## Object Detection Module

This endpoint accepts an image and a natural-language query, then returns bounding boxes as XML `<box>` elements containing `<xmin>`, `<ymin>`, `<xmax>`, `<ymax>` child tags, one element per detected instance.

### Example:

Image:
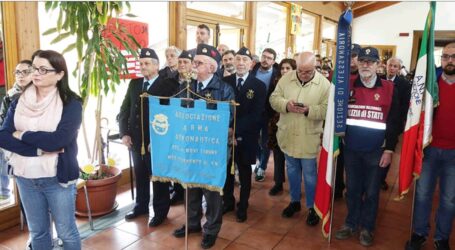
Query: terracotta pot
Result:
<box><xmin>75</xmin><ymin>165</ymin><xmax>122</xmax><ymax>217</ymax></box>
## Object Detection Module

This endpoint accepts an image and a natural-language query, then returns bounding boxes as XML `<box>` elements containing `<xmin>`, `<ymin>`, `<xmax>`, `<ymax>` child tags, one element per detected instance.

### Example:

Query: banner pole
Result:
<box><xmin>328</xmin><ymin>156</ymin><xmax>338</xmax><ymax>244</ymax></box>
<box><xmin>409</xmin><ymin>179</ymin><xmax>417</xmax><ymax>240</ymax></box>
<box><xmin>185</xmin><ymin>188</ymin><xmax>188</xmax><ymax>250</ymax></box>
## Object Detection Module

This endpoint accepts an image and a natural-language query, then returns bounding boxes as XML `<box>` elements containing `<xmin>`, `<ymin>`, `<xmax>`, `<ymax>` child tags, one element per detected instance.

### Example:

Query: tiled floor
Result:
<box><xmin>1</xmin><ymin>149</ymin><xmax>454</xmax><ymax>249</ymax></box>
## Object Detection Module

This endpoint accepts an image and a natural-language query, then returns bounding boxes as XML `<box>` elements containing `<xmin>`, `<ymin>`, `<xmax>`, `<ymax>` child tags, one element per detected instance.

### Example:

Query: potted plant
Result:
<box><xmin>76</xmin><ymin>159</ymin><xmax>122</xmax><ymax>216</ymax></box>
<box><xmin>43</xmin><ymin>2</ymin><xmax>140</xmax><ymax>216</ymax></box>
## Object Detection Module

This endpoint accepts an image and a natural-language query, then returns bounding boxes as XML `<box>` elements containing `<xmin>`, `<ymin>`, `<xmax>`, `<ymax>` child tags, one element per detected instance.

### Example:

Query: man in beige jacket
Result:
<box><xmin>270</xmin><ymin>52</ymin><xmax>330</xmax><ymax>226</ymax></box>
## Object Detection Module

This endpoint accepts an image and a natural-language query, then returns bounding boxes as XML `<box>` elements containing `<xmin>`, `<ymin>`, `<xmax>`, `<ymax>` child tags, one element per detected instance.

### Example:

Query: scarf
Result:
<box><xmin>9</xmin><ymin>85</ymin><xmax>63</xmax><ymax>178</ymax></box>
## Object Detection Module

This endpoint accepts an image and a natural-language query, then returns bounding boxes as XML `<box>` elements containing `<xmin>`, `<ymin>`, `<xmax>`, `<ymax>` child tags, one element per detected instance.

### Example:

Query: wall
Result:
<box><xmin>352</xmin><ymin>2</ymin><xmax>455</xmax><ymax>69</ymax></box>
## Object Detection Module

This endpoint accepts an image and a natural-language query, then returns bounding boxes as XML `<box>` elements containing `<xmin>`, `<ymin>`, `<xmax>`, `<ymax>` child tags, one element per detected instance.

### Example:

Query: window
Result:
<box><xmin>295</xmin><ymin>11</ymin><xmax>317</xmax><ymax>53</ymax></box>
<box><xmin>186</xmin><ymin>2</ymin><xmax>246</xmax><ymax>19</ymax></box>
<box><xmin>255</xmin><ymin>2</ymin><xmax>287</xmax><ymax>61</ymax></box>
<box><xmin>38</xmin><ymin>2</ymin><xmax>169</xmax><ymax>170</ymax></box>
<box><xmin>322</xmin><ymin>18</ymin><xmax>337</xmax><ymax>40</ymax></box>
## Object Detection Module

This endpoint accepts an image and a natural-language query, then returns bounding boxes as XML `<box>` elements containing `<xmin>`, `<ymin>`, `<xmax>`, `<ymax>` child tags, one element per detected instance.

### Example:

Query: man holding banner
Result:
<box><xmin>405</xmin><ymin>42</ymin><xmax>455</xmax><ymax>250</ymax></box>
<box><xmin>334</xmin><ymin>47</ymin><xmax>401</xmax><ymax>246</ymax></box>
<box><xmin>172</xmin><ymin>44</ymin><xmax>235</xmax><ymax>249</ymax></box>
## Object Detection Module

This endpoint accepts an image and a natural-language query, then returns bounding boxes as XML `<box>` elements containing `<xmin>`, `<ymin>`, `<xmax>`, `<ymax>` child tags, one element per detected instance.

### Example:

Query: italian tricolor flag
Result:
<box><xmin>314</xmin><ymin>83</ymin><xmax>339</xmax><ymax>237</ymax></box>
<box><xmin>398</xmin><ymin>2</ymin><xmax>438</xmax><ymax>197</ymax></box>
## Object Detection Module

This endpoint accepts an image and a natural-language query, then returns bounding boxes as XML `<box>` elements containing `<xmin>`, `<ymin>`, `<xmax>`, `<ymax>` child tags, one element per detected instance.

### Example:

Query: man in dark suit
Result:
<box><xmin>379</xmin><ymin>56</ymin><xmax>411</xmax><ymax>190</ymax></box>
<box><xmin>118</xmin><ymin>48</ymin><xmax>176</xmax><ymax>227</ymax></box>
<box><xmin>222</xmin><ymin>47</ymin><xmax>266</xmax><ymax>222</ymax></box>
<box><xmin>172</xmin><ymin>44</ymin><xmax>235</xmax><ymax>249</ymax></box>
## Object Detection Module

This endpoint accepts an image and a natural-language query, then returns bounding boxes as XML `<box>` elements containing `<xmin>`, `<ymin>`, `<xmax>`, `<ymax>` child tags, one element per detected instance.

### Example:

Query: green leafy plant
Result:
<box><xmin>43</xmin><ymin>2</ymin><xmax>140</xmax><ymax>176</ymax></box>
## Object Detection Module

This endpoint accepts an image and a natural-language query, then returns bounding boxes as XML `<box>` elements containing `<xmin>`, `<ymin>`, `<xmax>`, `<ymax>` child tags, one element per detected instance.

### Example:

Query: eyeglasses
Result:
<box><xmin>358</xmin><ymin>59</ymin><xmax>377</xmax><ymax>66</ymax></box>
<box><xmin>261</xmin><ymin>55</ymin><xmax>274</xmax><ymax>61</ymax></box>
<box><xmin>192</xmin><ymin>60</ymin><xmax>206</xmax><ymax>67</ymax></box>
<box><xmin>14</xmin><ymin>69</ymin><xmax>32</xmax><ymax>76</ymax></box>
<box><xmin>297</xmin><ymin>69</ymin><xmax>314</xmax><ymax>76</ymax></box>
<box><xmin>441</xmin><ymin>54</ymin><xmax>455</xmax><ymax>61</ymax></box>
<box><xmin>31</xmin><ymin>66</ymin><xmax>57</xmax><ymax>75</ymax></box>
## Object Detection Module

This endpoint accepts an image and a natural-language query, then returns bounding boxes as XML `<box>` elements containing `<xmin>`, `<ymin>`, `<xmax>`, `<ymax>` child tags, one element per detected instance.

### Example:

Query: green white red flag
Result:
<box><xmin>398</xmin><ymin>2</ymin><xmax>438</xmax><ymax>197</ymax></box>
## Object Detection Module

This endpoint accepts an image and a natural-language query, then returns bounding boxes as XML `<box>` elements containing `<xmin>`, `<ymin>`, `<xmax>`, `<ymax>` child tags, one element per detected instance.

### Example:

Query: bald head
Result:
<box><xmin>296</xmin><ymin>52</ymin><xmax>316</xmax><ymax>82</ymax></box>
<box><xmin>297</xmin><ymin>52</ymin><xmax>316</xmax><ymax>68</ymax></box>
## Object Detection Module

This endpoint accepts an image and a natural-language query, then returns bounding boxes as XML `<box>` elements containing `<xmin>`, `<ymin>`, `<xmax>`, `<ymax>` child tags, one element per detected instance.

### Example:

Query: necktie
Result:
<box><xmin>198</xmin><ymin>82</ymin><xmax>204</xmax><ymax>92</ymax></box>
<box><xmin>237</xmin><ymin>78</ymin><xmax>244</xmax><ymax>91</ymax></box>
<box><xmin>142</xmin><ymin>81</ymin><xmax>150</xmax><ymax>92</ymax></box>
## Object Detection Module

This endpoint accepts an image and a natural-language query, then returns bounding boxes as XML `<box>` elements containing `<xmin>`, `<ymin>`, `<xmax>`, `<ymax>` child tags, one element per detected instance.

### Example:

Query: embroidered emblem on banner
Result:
<box><xmin>246</xmin><ymin>89</ymin><xmax>254</xmax><ymax>99</ymax></box>
<box><xmin>151</xmin><ymin>114</ymin><xmax>169</xmax><ymax>135</ymax></box>
<box><xmin>374</xmin><ymin>93</ymin><xmax>380</xmax><ymax>101</ymax></box>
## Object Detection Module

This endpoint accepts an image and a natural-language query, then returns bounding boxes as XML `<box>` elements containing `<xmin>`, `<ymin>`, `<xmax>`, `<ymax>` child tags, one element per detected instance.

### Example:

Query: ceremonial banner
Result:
<box><xmin>149</xmin><ymin>97</ymin><xmax>230</xmax><ymax>193</ymax></box>
<box><xmin>398</xmin><ymin>2</ymin><xmax>438</xmax><ymax>197</ymax></box>
<box><xmin>314</xmin><ymin>8</ymin><xmax>352</xmax><ymax>238</ymax></box>
<box><xmin>334</xmin><ymin>9</ymin><xmax>353</xmax><ymax>135</ymax></box>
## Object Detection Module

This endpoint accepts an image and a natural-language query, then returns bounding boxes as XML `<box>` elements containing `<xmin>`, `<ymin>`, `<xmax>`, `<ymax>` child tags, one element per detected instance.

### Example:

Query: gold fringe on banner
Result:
<box><xmin>151</xmin><ymin>176</ymin><xmax>224</xmax><ymax>195</ymax></box>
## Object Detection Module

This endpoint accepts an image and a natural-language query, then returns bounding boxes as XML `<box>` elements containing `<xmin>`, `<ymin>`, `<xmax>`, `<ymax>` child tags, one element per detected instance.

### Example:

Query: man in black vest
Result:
<box><xmin>222</xmin><ymin>47</ymin><xmax>266</xmax><ymax>222</ymax></box>
<box><xmin>119</xmin><ymin>48</ymin><xmax>176</xmax><ymax>227</ymax></box>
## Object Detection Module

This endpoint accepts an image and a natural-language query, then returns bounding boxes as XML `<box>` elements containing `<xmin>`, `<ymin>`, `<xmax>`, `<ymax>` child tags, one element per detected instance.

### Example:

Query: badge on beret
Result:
<box><xmin>374</xmin><ymin>93</ymin><xmax>380</xmax><ymax>101</ymax></box>
<box><xmin>202</xmin><ymin>48</ymin><xmax>208</xmax><ymax>53</ymax></box>
<box><xmin>246</xmin><ymin>89</ymin><xmax>254</xmax><ymax>99</ymax></box>
<box><xmin>366</xmin><ymin>49</ymin><xmax>371</xmax><ymax>55</ymax></box>
<box><xmin>246</xmin><ymin>50</ymin><xmax>250</xmax><ymax>55</ymax></box>
<box><xmin>146</xmin><ymin>51</ymin><xmax>151</xmax><ymax>56</ymax></box>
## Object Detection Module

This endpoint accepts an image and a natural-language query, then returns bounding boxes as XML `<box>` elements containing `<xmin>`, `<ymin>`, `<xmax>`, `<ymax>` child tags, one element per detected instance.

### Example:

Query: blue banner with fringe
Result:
<box><xmin>148</xmin><ymin>97</ymin><xmax>230</xmax><ymax>193</ymax></box>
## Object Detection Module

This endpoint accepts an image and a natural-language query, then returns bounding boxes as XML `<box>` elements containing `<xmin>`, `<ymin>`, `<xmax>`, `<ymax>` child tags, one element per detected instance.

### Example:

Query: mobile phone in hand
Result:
<box><xmin>295</xmin><ymin>102</ymin><xmax>304</xmax><ymax>107</ymax></box>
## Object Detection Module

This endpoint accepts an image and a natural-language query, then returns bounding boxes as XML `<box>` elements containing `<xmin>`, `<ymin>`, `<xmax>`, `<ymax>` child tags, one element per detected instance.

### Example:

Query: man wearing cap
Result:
<box><xmin>251</xmin><ymin>48</ymin><xmax>280</xmax><ymax>182</ymax></box>
<box><xmin>119</xmin><ymin>48</ymin><xmax>175</xmax><ymax>227</ymax></box>
<box><xmin>334</xmin><ymin>43</ymin><xmax>362</xmax><ymax>199</ymax></box>
<box><xmin>335</xmin><ymin>46</ymin><xmax>400</xmax><ymax>246</ymax></box>
<box><xmin>379</xmin><ymin>56</ymin><xmax>411</xmax><ymax>190</ymax></box>
<box><xmin>222</xmin><ymin>47</ymin><xmax>266</xmax><ymax>222</ymax></box>
<box><xmin>172</xmin><ymin>44</ymin><xmax>235</xmax><ymax>249</ymax></box>
<box><xmin>270</xmin><ymin>52</ymin><xmax>329</xmax><ymax>226</ymax></box>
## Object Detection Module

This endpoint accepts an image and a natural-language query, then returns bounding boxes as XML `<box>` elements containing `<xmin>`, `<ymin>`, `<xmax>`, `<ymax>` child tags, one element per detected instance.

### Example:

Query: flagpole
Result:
<box><xmin>328</xmin><ymin>156</ymin><xmax>338</xmax><ymax>244</ymax></box>
<box><xmin>408</xmin><ymin>178</ymin><xmax>417</xmax><ymax>240</ymax></box>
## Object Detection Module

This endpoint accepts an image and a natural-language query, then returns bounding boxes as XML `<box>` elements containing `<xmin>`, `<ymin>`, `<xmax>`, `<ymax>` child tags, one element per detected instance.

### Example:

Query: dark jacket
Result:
<box><xmin>118</xmin><ymin>76</ymin><xmax>177</xmax><ymax>152</ymax></box>
<box><xmin>0</xmin><ymin>85</ymin><xmax>23</xmax><ymax>126</ymax></box>
<box><xmin>223</xmin><ymin>73</ymin><xmax>266</xmax><ymax>164</ymax></box>
<box><xmin>0</xmin><ymin>98</ymin><xmax>83</xmax><ymax>184</ymax></box>
<box><xmin>159</xmin><ymin>66</ymin><xmax>178</xmax><ymax>80</ymax></box>
<box><xmin>251</xmin><ymin>62</ymin><xmax>280</xmax><ymax>119</ymax></box>
<box><xmin>381</xmin><ymin>75</ymin><xmax>412</xmax><ymax>133</ymax></box>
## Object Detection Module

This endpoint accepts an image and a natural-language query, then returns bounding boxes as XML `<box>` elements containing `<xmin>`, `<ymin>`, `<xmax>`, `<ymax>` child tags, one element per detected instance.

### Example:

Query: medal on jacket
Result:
<box><xmin>374</xmin><ymin>93</ymin><xmax>380</xmax><ymax>101</ymax></box>
<box><xmin>246</xmin><ymin>89</ymin><xmax>254</xmax><ymax>99</ymax></box>
<box><xmin>205</xmin><ymin>92</ymin><xmax>213</xmax><ymax>100</ymax></box>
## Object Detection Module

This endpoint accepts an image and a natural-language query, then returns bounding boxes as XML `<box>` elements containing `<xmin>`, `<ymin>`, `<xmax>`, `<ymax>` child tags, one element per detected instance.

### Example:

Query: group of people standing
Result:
<box><xmin>0</xmin><ymin>21</ymin><xmax>453</xmax><ymax>250</ymax></box>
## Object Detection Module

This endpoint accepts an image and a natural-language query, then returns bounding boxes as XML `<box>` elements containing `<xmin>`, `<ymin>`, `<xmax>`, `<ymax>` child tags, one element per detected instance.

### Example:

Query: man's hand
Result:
<box><xmin>122</xmin><ymin>135</ymin><xmax>133</xmax><ymax>149</ymax></box>
<box><xmin>13</xmin><ymin>131</ymin><xmax>23</xmax><ymax>140</ymax></box>
<box><xmin>286</xmin><ymin>100</ymin><xmax>309</xmax><ymax>114</ymax></box>
<box><xmin>379</xmin><ymin>151</ymin><xmax>393</xmax><ymax>168</ymax></box>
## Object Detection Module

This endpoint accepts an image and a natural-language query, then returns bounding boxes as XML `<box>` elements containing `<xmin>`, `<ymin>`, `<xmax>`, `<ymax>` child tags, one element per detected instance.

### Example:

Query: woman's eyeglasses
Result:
<box><xmin>31</xmin><ymin>66</ymin><xmax>57</xmax><ymax>75</ymax></box>
<box><xmin>13</xmin><ymin>69</ymin><xmax>32</xmax><ymax>76</ymax></box>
